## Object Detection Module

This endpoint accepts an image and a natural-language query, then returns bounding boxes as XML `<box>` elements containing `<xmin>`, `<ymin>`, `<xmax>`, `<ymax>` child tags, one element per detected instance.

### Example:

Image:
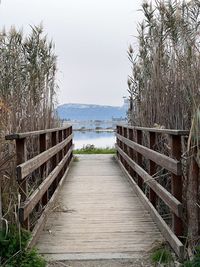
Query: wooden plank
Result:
<box><xmin>44</xmin><ymin>252</ymin><xmax>144</xmax><ymax>261</ymax></box>
<box><xmin>116</xmin><ymin>124</ymin><xmax>189</xmax><ymax>136</ymax></box>
<box><xmin>16</xmin><ymin>134</ymin><xmax>73</xmax><ymax>180</ymax></box>
<box><xmin>116</xmin><ymin>145</ymin><xmax>182</xmax><ymax>217</ymax></box>
<box><xmin>116</xmin><ymin>157</ymin><xmax>184</xmax><ymax>260</ymax></box>
<box><xmin>19</xmin><ymin>146</ymin><xmax>73</xmax><ymax>222</ymax></box>
<box><xmin>5</xmin><ymin>126</ymin><xmax>72</xmax><ymax>140</ymax></box>
<box><xmin>170</xmin><ymin>135</ymin><xmax>183</xmax><ymax>238</ymax></box>
<box><xmin>116</xmin><ymin>133</ymin><xmax>182</xmax><ymax>175</ymax></box>
<box><xmin>27</xmin><ymin>157</ymin><xmax>73</xmax><ymax>248</ymax></box>
<box><xmin>149</xmin><ymin>132</ymin><xmax>157</xmax><ymax>206</ymax></box>
<box><xmin>39</xmin><ymin>133</ymin><xmax>48</xmax><ymax>205</ymax></box>
<box><xmin>136</xmin><ymin>129</ymin><xmax>143</xmax><ymax>188</ymax></box>
<box><xmin>16</xmin><ymin>138</ymin><xmax>30</xmax><ymax>230</ymax></box>
<box><xmin>36</xmin><ymin>155</ymin><xmax>163</xmax><ymax>260</ymax></box>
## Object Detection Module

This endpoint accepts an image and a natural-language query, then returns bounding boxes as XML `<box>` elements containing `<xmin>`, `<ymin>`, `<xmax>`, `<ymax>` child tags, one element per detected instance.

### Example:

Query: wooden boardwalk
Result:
<box><xmin>36</xmin><ymin>155</ymin><xmax>163</xmax><ymax>261</ymax></box>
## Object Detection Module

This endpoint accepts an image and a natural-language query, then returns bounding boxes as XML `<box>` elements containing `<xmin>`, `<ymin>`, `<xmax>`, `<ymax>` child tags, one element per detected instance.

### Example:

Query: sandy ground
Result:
<box><xmin>47</xmin><ymin>258</ymin><xmax>153</xmax><ymax>267</ymax></box>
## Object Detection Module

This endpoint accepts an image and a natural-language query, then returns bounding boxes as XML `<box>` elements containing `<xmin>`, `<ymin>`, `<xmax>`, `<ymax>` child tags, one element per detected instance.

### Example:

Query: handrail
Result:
<box><xmin>116</xmin><ymin>133</ymin><xmax>182</xmax><ymax>175</ymax></box>
<box><xmin>116</xmin><ymin>123</ymin><xmax>189</xmax><ymax>136</ymax></box>
<box><xmin>5</xmin><ymin>125</ymin><xmax>73</xmax><ymax>241</ymax></box>
<box><xmin>116</xmin><ymin>145</ymin><xmax>182</xmax><ymax>217</ymax></box>
<box><xmin>16</xmin><ymin>134</ymin><xmax>73</xmax><ymax>180</ymax></box>
<box><xmin>116</xmin><ymin>124</ymin><xmax>188</xmax><ymax>259</ymax></box>
<box><xmin>5</xmin><ymin>126</ymin><xmax>72</xmax><ymax>140</ymax></box>
<box><xmin>19</xmin><ymin>146</ymin><xmax>73</xmax><ymax>222</ymax></box>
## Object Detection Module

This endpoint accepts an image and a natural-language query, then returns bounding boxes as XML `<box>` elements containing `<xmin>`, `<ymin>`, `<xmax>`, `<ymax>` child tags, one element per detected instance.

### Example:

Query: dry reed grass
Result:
<box><xmin>0</xmin><ymin>25</ymin><xmax>59</xmax><ymax>225</ymax></box>
<box><xmin>127</xmin><ymin>0</ymin><xmax>200</xmax><ymax>252</ymax></box>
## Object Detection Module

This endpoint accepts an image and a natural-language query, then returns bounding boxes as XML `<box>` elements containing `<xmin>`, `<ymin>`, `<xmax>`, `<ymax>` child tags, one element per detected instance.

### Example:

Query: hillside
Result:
<box><xmin>57</xmin><ymin>103</ymin><xmax>128</xmax><ymax>121</ymax></box>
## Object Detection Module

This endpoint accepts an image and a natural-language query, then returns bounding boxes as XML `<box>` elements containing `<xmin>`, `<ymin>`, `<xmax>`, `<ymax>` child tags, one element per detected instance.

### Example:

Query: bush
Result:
<box><xmin>0</xmin><ymin>225</ymin><xmax>46</xmax><ymax>267</ymax></box>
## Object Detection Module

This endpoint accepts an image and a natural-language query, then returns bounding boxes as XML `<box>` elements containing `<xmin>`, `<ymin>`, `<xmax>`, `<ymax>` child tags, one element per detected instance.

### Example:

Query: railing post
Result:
<box><xmin>58</xmin><ymin>130</ymin><xmax>64</xmax><ymax>161</ymax></box>
<box><xmin>16</xmin><ymin>138</ymin><xmax>29</xmax><ymax>230</ymax></box>
<box><xmin>63</xmin><ymin>129</ymin><xmax>67</xmax><ymax>155</ymax></box>
<box><xmin>119</xmin><ymin>126</ymin><xmax>123</xmax><ymax>163</ymax></box>
<box><xmin>128</xmin><ymin>128</ymin><xmax>135</xmax><ymax>178</ymax></box>
<box><xmin>170</xmin><ymin>134</ymin><xmax>183</xmax><ymax>238</ymax></box>
<box><xmin>51</xmin><ymin>131</ymin><xmax>58</xmax><ymax>170</ymax></box>
<box><xmin>149</xmin><ymin>132</ymin><xmax>157</xmax><ymax>207</ymax></box>
<box><xmin>70</xmin><ymin>126</ymin><xmax>73</xmax><ymax>161</ymax></box>
<box><xmin>39</xmin><ymin>133</ymin><xmax>48</xmax><ymax>206</ymax></box>
<box><xmin>116</xmin><ymin>126</ymin><xmax>119</xmax><ymax>159</ymax></box>
<box><xmin>123</xmin><ymin>127</ymin><xmax>128</xmax><ymax>170</ymax></box>
<box><xmin>51</xmin><ymin>131</ymin><xmax>58</xmax><ymax>190</ymax></box>
<box><xmin>136</xmin><ymin>130</ymin><xmax>143</xmax><ymax>189</ymax></box>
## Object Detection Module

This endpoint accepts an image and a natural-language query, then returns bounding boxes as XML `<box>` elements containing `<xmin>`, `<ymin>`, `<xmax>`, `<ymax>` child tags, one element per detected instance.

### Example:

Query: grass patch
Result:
<box><xmin>0</xmin><ymin>225</ymin><xmax>46</xmax><ymax>267</ymax></box>
<box><xmin>183</xmin><ymin>247</ymin><xmax>200</xmax><ymax>266</ymax></box>
<box><xmin>74</xmin><ymin>144</ymin><xmax>116</xmax><ymax>154</ymax></box>
<box><xmin>151</xmin><ymin>246</ymin><xmax>173</xmax><ymax>267</ymax></box>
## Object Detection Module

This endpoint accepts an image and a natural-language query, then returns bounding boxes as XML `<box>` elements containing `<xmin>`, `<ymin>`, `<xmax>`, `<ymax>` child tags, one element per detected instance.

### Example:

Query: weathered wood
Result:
<box><xmin>136</xmin><ymin>129</ymin><xmax>143</xmax><ymax>188</ymax></box>
<box><xmin>117</xmin><ymin>157</ymin><xmax>184</xmax><ymax>260</ymax></box>
<box><xmin>170</xmin><ymin>135</ymin><xmax>183</xmax><ymax>238</ymax></box>
<box><xmin>27</xmin><ymin>159</ymin><xmax>73</xmax><ymax>248</ymax></box>
<box><xmin>16</xmin><ymin>138</ymin><xmax>29</xmax><ymax>230</ymax></box>
<box><xmin>19</xmin><ymin>147</ymin><xmax>73</xmax><ymax>222</ymax></box>
<box><xmin>5</xmin><ymin>126</ymin><xmax>72</xmax><ymax>140</ymax></box>
<box><xmin>116</xmin><ymin>145</ymin><xmax>183</xmax><ymax>217</ymax></box>
<box><xmin>116</xmin><ymin>133</ymin><xmax>182</xmax><ymax>175</ymax></box>
<box><xmin>36</xmin><ymin>155</ymin><xmax>163</xmax><ymax>259</ymax></box>
<box><xmin>58</xmin><ymin>130</ymin><xmax>64</xmax><ymax>162</ymax></box>
<box><xmin>116</xmin><ymin>124</ymin><xmax>189</xmax><ymax>136</ymax></box>
<box><xmin>39</xmin><ymin>133</ymin><xmax>48</xmax><ymax>205</ymax></box>
<box><xmin>16</xmin><ymin>134</ymin><xmax>73</xmax><ymax>180</ymax></box>
<box><xmin>149</xmin><ymin>132</ymin><xmax>157</xmax><ymax>206</ymax></box>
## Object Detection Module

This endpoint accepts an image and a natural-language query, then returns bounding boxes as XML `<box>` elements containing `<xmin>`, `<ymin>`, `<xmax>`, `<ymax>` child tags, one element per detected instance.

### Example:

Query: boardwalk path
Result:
<box><xmin>37</xmin><ymin>155</ymin><xmax>163</xmax><ymax>261</ymax></box>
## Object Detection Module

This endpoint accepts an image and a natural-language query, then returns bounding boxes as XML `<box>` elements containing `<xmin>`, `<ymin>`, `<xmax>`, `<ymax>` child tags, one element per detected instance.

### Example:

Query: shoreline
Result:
<box><xmin>73</xmin><ymin>128</ymin><xmax>115</xmax><ymax>132</ymax></box>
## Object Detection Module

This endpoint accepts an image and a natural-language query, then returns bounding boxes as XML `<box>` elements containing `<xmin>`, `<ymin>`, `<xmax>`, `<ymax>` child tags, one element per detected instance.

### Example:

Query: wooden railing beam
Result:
<box><xmin>116</xmin><ymin>144</ymin><xmax>183</xmax><ymax>217</ymax></box>
<box><xmin>136</xmin><ymin>129</ymin><xmax>143</xmax><ymax>188</ymax></box>
<box><xmin>17</xmin><ymin>134</ymin><xmax>73</xmax><ymax>180</ymax></box>
<box><xmin>39</xmin><ymin>133</ymin><xmax>48</xmax><ymax>206</ymax></box>
<box><xmin>116</xmin><ymin>133</ymin><xmax>182</xmax><ymax>175</ymax></box>
<box><xmin>19</xmin><ymin>146</ymin><xmax>73</xmax><ymax>222</ymax></box>
<box><xmin>16</xmin><ymin>138</ymin><xmax>29</xmax><ymax>230</ymax></box>
<box><xmin>149</xmin><ymin>132</ymin><xmax>157</xmax><ymax>206</ymax></box>
<box><xmin>170</xmin><ymin>135</ymin><xmax>183</xmax><ymax>238</ymax></box>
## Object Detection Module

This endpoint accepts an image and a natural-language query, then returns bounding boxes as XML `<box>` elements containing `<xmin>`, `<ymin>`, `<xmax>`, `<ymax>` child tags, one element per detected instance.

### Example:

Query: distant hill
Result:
<box><xmin>56</xmin><ymin>103</ymin><xmax>128</xmax><ymax>121</ymax></box>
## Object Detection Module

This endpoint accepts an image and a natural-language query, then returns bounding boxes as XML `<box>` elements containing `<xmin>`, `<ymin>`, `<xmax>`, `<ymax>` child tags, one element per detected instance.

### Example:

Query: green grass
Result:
<box><xmin>0</xmin><ymin>225</ymin><xmax>46</xmax><ymax>267</ymax></box>
<box><xmin>74</xmin><ymin>144</ymin><xmax>116</xmax><ymax>154</ymax></box>
<box><xmin>183</xmin><ymin>247</ymin><xmax>200</xmax><ymax>266</ymax></box>
<box><xmin>151</xmin><ymin>248</ymin><xmax>173</xmax><ymax>266</ymax></box>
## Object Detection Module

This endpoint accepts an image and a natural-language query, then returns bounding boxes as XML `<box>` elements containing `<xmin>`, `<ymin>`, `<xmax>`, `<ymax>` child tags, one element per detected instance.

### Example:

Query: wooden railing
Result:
<box><xmin>6</xmin><ymin>125</ymin><xmax>73</xmax><ymax>246</ymax></box>
<box><xmin>116</xmin><ymin>124</ymin><xmax>189</xmax><ymax>259</ymax></box>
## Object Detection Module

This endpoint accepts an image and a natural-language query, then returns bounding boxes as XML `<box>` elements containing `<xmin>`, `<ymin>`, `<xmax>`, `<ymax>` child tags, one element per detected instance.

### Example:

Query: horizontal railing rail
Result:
<box><xmin>6</xmin><ymin>125</ymin><xmax>73</xmax><ymax>246</ymax></box>
<box><xmin>116</xmin><ymin>124</ymin><xmax>189</xmax><ymax>260</ymax></box>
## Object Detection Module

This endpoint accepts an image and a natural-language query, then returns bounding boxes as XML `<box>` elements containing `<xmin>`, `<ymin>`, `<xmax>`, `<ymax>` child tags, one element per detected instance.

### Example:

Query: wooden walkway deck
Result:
<box><xmin>36</xmin><ymin>155</ymin><xmax>163</xmax><ymax>261</ymax></box>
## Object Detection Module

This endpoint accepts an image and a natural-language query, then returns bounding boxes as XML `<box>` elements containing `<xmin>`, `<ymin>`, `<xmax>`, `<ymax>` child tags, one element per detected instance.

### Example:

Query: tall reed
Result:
<box><xmin>128</xmin><ymin>0</ymin><xmax>200</xmax><ymax>250</ymax></box>
<box><xmin>0</xmin><ymin>25</ymin><xmax>59</xmax><ymax>223</ymax></box>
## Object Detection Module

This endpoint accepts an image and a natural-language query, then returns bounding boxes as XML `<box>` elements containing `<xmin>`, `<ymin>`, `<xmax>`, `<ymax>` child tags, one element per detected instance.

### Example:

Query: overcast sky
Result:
<box><xmin>0</xmin><ymin>0</ymin><xmax>143</xmax><ymax>106</ymax></box>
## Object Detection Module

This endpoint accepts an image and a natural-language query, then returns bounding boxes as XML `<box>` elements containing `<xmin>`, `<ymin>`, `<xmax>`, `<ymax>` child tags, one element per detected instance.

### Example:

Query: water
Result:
<box><xmin>73</xmin><ymin>131</ymin><xmax>116</xmax><ymax>149</ymax></box>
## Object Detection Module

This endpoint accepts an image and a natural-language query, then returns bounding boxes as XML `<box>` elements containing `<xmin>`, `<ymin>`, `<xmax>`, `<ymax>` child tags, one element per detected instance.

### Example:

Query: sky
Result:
<box><xmin>0</xmin><ymin>0</ymin><xmax>143</xmax><ymax>106</ymax></box>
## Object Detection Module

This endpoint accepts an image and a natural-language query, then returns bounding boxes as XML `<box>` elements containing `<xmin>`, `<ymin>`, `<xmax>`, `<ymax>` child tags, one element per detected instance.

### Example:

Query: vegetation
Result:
<box><xmin>0</xmin><ymin>25</ymin><xmax>59</xmax><ymax>228</ymax></box>
<box><xmin>74</xmin><ymin>144</ymin><xmax>116</xmax><ymax>154</ymax></box>
<box><xmin>127</xmin><ymin>0</ymin><xmax>200</xmax><ymax>253</ymax></box>
<box><xmin>151</xmin><ymin>248</ymin><xmax>173</xmax><ymax>266</ymax></box>
<box><xmin>0</xmin><ymin>225</ymin><xmax>46</xmax><ymax>267</ymax></box>
<box><xmin>183</xmin><ymin>246</ymin><xmax>200</xmax><ymax>266</ymax></box>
